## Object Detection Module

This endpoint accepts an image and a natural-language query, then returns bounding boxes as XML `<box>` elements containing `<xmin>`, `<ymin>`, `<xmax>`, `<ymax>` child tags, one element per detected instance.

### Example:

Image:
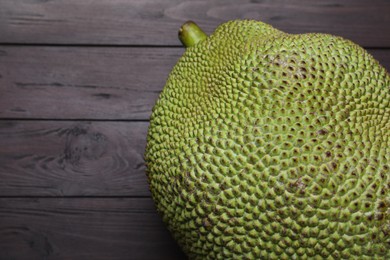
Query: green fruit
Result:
<box><xmin>145</xmin><ymin>20</ymin><xmax>390</xmax><ymax>259</ymax></box>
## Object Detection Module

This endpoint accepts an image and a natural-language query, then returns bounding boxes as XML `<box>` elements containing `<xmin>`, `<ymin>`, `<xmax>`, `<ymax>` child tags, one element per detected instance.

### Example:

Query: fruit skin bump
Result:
<box><xmin>145</xmin><ymin>20</ymin><xmax>390</xmax><ymax>259</ymax></box>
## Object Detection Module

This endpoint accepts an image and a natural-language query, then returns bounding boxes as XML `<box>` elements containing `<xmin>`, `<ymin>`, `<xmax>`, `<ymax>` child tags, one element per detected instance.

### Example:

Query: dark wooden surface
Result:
<box><xmin>0</xmin><ymin>198</ymin><xmax>182</xmax><ymax>259</ymax></box>
<box><xmin>0</xmin><ymin>0</ymin><xmax>389</xmax><ymax>259</ymax></box>
<box><xmin>1</xmin><ymin>0</ymin><xmax>389</xmax><ymax>47</ymax></box>
<box><xmin>0</xmin><ymin>121</ymin><xmax>149</xmax><ymax>196</ymax></box>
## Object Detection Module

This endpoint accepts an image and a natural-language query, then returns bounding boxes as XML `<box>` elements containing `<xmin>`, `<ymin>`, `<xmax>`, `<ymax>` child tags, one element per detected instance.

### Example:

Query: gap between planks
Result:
<box><xmin>0</xmin><ymin>195</ymin><xmax>152</xmax><ymax>199</ymax></box>
<box><xmin>0</xmin><ymin>43</ymin><xmax>184</xmax><ymax>48</ymax></box>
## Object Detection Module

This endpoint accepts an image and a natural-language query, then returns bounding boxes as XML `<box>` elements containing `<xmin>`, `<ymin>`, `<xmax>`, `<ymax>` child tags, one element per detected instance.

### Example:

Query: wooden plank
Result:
<box><xmin>0</xmin><ymin>46</ymin><xmax>182</xmax><ymax>120</ymax></box>
<box><xmin>0</xmin><ymin>198</ymin><xmax>186</xmax><ymax>260</ymax></box>
<box><xmin>0</xmin><ymin>120</ymin><xmax>151</xmax><ymax>197</ymax></box>
<box><xmin>0</xmin><ymin>47</ymin><xmax>389</xmax><ymax>121</ymax></box>
<box><xmin>0</xmin><ymin>0</ymin><xmax>389</xmax><ymax>47</ymax></box>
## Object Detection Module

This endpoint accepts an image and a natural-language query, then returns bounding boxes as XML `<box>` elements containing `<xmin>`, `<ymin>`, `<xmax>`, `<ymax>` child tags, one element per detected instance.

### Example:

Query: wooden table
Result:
<box><xmin>0</xmin><ymin>1</ymin><xmax>389</xmax><ymax>259</ymax></box>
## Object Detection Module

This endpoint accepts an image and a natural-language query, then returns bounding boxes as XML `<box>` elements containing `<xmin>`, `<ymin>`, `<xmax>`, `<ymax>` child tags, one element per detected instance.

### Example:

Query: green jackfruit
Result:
<box><xmin>145</xmin><ymin>20</ymin><xmax>390</xmax><ymax>259</ymax></box>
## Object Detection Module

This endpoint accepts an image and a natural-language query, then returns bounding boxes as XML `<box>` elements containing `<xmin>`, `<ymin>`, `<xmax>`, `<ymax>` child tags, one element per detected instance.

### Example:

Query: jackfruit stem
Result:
<box><xmin>179</xmin><ymin>21</ymin><xmax>207</xmax><ymax>48</ymax></box>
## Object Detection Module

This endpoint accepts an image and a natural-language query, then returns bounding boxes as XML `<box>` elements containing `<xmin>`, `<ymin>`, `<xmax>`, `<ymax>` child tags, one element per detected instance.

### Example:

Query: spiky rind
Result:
<box><xmin>145</xmin><ymin>20</ymin><xmax>390</xmax><ymax>259</ymax></box>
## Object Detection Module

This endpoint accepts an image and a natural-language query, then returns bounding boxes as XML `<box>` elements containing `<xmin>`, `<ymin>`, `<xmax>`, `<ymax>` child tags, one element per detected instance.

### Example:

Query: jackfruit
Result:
<box><xmin>145</xmin><ymin>20</ymin><xmax>390</xmax><ymax>259</ymax></box>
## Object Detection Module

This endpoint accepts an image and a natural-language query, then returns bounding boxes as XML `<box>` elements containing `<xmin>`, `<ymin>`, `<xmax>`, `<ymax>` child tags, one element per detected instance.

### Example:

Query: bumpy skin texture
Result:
<box><xmin>145</xmin><ymin>20</ymin><xmax>390</xmax><ymax>259</ymax></box>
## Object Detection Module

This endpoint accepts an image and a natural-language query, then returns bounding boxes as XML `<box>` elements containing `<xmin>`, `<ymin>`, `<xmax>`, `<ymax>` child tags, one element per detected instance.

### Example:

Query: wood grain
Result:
<box><xmin>0</xmin><ymin>47</ymin><xmax>389</xmax><ymax>121</ymax></box>
<box><xmin>0</xmin><ymin>120</ymin><xmax>151</xmax><ymax>197</ymax></box>
<box><xmin>0</xmin><ymin>197</ymin><xmax>186</xmax><ymax>260</ymax></box>
<box><xmin>0</xmin><ymin>46</ymin><xmax>182</xmax><ymax>120</ymax></box>
<box><xmin>0</xmin><ymin>0</ymin><xmax>389</xmax><ymax>47</ymax></box>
